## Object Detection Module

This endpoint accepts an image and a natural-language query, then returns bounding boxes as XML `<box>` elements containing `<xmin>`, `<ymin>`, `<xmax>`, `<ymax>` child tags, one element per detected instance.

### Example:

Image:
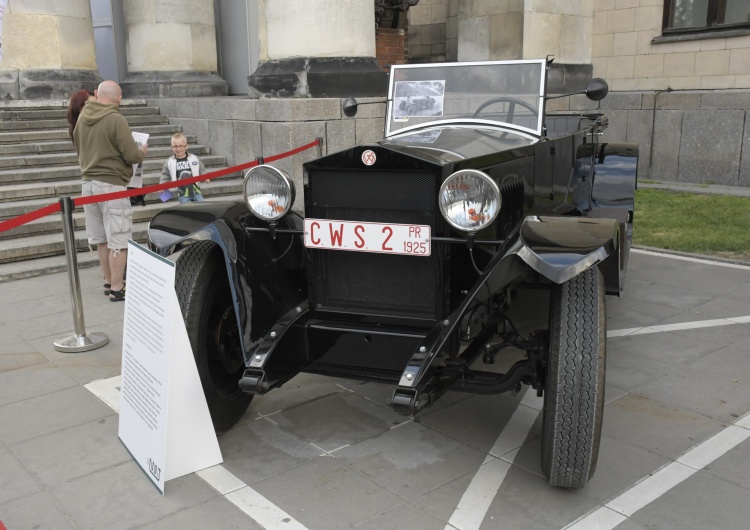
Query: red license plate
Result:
<box><xmin>304</xmin><ymin>218</ymin><xmax>431</xmax><ymax>256</ymax></box>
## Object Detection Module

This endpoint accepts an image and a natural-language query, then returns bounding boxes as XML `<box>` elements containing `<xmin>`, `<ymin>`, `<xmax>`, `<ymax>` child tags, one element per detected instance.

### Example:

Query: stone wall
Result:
<box><xmin>547</xmin><ymin>88</ymin><xmax>750</xmax><ymax>186</ymax></box>
<box><xmin>407</xmin><ymin>0</ymin><xmax>448</xmax><ymax>62</ymax></box>
<box><xmin>592</xmin><ymin>0</ymin><xmax>750</xmax><ymax>91</ymax></box>
<box><xmin>149</xmin><ymin>89</ymin><xmax>750</xmax><ymax>196</ymax></box>
<box><xmin>147</xmin><ymin>97</ymin><xmax>386</xmax><ymax>212</ymax></box>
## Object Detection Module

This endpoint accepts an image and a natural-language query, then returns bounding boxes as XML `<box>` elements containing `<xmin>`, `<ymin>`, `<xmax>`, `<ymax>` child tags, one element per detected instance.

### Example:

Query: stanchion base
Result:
<box><xmin>54</xmin><ymin>332</ymin><xmax>109</xmax><ymax>353</ymax></box>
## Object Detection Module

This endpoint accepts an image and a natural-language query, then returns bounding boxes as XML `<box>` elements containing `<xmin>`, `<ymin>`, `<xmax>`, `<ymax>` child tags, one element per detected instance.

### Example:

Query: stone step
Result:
<box><xmin>0</xmin><ymin>155</ymin><xmax>228</xmax><ymax>186</ymax></box>
<box><xmin>0</xmin><ymin>106</ymin><xmax>162</xmax><ymax>121</ymax></box>
<box><xmin>0</xmin><ymin>98</ymin><xmax>148</xmax><ymax>111</ymax></box>
<box><xmin>0</xmin><ymin>123</ymin><xmax>183</xmax><ymax>144</ymax></box>
<box><xmin>0</xmin><ymin>98</ymin><xmax>243</xmax><ymax>278</ymax></box>
<box><xmin>0</xmin><ymin>134</ymin><xmax>198</xmax><ymax>156</ymax></box>
<box><xmin>0</xmin><ymin>195</ymin><xmax>244</xmax><ymax>264</ymax></box>
<box><xmin>0</xmin><ymin>144</ymin><xmax>212</xmax><ymax>170</ymax></box>
<box><xmin>0</xmin><ymin>165</ymin><xmax>242</xmax><ymax>209</ymax></box>
<box><xmin>0</xmin><ymin>114</ymin><xmax>169</xmax><ymax>131</ymax></box>
<box><xmin>0</xmin><ymin>220</ymin><xmax>151</xmax><ymax>264</ymax></box>
<box><xmin>0</xmin><ymin>249</ymin><xmax>101</xmax><ymax>283</ymax></box>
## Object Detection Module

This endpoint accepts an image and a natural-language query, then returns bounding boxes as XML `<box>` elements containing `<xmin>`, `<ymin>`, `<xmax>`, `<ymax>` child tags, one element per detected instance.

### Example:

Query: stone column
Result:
<box><xmin>119</xmin><ymin>0</ymin><xmax>227</xmax><ymax>98</ymax></box>
<box><xmin>249</xmin><ymin>0</ymin><xmax>387</xmax><ymax>98</ymax></box>
<box><xmin>0</xmin><ymin>0</ymin><xmax>100</xmax><ymax>100</ymax></box>
<box><xmin>456</xmin><ymin>0</ymin><xmax>594</xmax><ymax>92</ymax></box>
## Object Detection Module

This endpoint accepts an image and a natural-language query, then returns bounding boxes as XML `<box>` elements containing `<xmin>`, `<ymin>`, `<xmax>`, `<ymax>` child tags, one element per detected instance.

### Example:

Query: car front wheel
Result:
<box><xmin>175</xmin><ymin>241</ymin><xmax>253</xmax><ymax>435</ymax></box>
<box><xmin>541</xmin><ymin>266</ymin><xmax>606</xmax><ymax>488</ymax></box>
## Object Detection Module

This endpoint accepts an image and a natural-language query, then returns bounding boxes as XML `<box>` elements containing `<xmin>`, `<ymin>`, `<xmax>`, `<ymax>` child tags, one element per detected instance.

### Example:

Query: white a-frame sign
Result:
<box><xmin>118</xmin><ymin>241</ymin><xmax>222</xmax><ymax>494</ymax></box>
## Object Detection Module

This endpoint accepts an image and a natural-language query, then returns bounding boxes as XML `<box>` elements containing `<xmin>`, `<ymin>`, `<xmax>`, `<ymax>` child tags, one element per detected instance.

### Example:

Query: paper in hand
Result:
<box><xmin>130</xmin><ymin>131</ymin><xmax>150</xmax><ymax>188</ymax></box>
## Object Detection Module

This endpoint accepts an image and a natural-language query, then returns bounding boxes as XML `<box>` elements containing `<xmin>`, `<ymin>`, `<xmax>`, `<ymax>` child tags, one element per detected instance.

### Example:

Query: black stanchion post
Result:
<box><xmin>317</xmin><ymin>137</ymin><xmax>323</xmax><ymax>158</ymax></box>
<box><xmin>54</xmin><ymin>196</ymin><xmax>109</xmax><ymax>353</ymax></box>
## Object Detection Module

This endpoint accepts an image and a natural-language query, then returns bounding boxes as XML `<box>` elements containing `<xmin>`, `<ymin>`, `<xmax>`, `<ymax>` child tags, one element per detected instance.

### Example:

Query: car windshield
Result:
<box><xmin>386</xmin><ymin>59</ymin><xmax>546</xmax><ymax>138</ymax></box>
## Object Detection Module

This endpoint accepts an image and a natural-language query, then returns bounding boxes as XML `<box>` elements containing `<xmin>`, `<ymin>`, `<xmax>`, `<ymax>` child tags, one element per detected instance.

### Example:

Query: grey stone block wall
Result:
<box><xmin>147</xmin><ymin>88</ymin><xmax>750</xmax><ymax>193</ymax></box>
<box><xmin>146</xmin><ymin>96</ymin><xmax>383</xmax><ymax>212</ymax></box>
<box><xmin>550</xmin><ymin>88</ymin><xmax>750</xmax><ymax>186</ymax></box>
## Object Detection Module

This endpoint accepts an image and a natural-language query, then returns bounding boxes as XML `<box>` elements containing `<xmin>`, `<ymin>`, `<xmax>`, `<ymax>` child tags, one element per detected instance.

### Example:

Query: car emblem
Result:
<box><xmin>361</xmin><ymin>150</ymin><xmax>376</xmax><ymax>166</ymax></box>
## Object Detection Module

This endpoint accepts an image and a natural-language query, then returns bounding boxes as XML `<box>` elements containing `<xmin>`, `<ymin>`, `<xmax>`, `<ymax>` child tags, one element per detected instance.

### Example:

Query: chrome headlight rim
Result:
<box><xmin>242</xmin><ymin>164</ymin><xmax>296</xmax><ymax>222</ymax></box>
<box><xmin>438</xmin><ymin>169</ymin><xmax>501</xmax><ymax>233</ymax></box>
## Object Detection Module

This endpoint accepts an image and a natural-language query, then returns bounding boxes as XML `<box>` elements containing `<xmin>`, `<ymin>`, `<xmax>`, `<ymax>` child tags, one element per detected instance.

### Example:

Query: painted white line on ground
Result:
<box><xmin>607</xmin><ymin>316</ymin><xmax>750</xmax><ymax>338</ymax></box>
<box><xmin>606</xmin><ymin>461</ymin><xmax>698</xmax><ymax>516</ymax></box>
<box><xmin>445</xmin><ymin>313</ymin><xmax>749</xmax><ymax>530</ymax></box>
<box><xmin>84</xmin><ymin>375</ymin><xmax>122</xmax><ymax>412</ymax></box>
<box><xmin>563</xmin><ymin>412</ymin><xmax>750</xmax><ymax>530</ymax></box>
<box><xmin>85</xmin><ymin>376</ymin><xmax>311</xmax><ymax>530</ymax></box>
<box><xmin>632</xmin><ymin>248</ymin><xmax>750</xmax><ymax>271</ymax></box>
<box><xmin>445</xmin><ymin>390</ymin><xmax>543</xmax><ymax>530</ymax></box>
<box><xmin>226</xmin><ymin>486</ymin><xmax>310</xmax><ymax>530</ymax></box>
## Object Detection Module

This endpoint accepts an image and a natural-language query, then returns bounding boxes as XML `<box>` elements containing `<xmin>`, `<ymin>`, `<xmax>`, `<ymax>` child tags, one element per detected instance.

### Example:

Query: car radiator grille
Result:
<box><xmin>306</xmin><ymin>169</ymin><xmax>440</xmax><ymax>321</ymax></box>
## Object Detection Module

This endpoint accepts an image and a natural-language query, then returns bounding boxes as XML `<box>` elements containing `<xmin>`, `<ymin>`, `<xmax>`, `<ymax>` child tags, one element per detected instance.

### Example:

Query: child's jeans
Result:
<box><xmin>178</xmin><ymin>193</ymin><xmax>204</xmax><ymax>204</ymax></box>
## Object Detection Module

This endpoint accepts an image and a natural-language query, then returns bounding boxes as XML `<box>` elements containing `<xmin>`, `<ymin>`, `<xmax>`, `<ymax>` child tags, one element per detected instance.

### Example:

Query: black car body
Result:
<box><xmin>148</xmin><ymin>59</ymin><xmax>638</xmax><ymax>488</ymax></box>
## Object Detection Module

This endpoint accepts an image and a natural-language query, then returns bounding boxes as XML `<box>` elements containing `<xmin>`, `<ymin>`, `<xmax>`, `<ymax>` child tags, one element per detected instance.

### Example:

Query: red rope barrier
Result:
<box><xmin>0</xmin><ymin>202</ymin><xmax>61</xmax><ymax>234</ymax></box>
<box><xmin>0</xmin><ymin>138</ymin><xmax>321</xmax><ymax>234</ymax></box>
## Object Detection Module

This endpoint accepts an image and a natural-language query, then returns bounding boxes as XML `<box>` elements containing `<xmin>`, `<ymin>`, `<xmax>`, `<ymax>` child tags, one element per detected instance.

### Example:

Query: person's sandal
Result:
<box><xmin>103</xmin><ymin>282</ymin><xmax>111</xmax><ymax>296</ymax></box>
<box><xmin>109</xmin><ymin>285</ymin><xmax>125</xmax><ymax>302</ymax></box>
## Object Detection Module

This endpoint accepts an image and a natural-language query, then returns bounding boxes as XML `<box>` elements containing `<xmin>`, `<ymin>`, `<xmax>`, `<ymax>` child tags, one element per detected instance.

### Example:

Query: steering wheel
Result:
<box><xmin>472</xmin><ymin>96</ymin><xmax>538</xmax><ymax>122</ymax></box>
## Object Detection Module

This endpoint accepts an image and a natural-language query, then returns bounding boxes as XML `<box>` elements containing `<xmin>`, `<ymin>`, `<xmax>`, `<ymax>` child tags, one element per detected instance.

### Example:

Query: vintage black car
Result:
<box><xmin>398</xmin><ymin>94</ymin><xmax>436</xmax><ymax>115</ymax></box>
<box><xmin>148</xmin><ymin>59</ymin><xmax>638</xmax><ymax>489</ymax></box>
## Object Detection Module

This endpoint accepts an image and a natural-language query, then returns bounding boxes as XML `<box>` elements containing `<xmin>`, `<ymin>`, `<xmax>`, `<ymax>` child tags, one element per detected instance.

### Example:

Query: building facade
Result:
<box><xmin>0</xmin><ymin>0</ymin><xmax>748</xmax><ymax>186</ymax></box>
<box><xmin>408</xmin><ymin>0</ymin><xmax>750</xmax><ymax>185</ymax></box>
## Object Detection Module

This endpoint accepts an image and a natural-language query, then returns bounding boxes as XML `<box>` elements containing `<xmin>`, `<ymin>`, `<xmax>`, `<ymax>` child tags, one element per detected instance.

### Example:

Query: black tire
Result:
<box><xmin>541</xmin><ymin>266</ymin><xmax>606</xmax><ymax>488</ymax></box>
<box><xmin>407</xmin><ymin>104</ymin><xmax>417</xmax><ymax>115</ymax></box>
<box><xmin>175</xmin><ymin>241</ymin><xmax>253</xmax><ymax>435</ymax></box>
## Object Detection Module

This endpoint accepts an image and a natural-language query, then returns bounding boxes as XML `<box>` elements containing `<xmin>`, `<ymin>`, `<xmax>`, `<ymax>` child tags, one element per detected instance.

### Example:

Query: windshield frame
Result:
<box><xmin>385</xmin><ymin>59</ymin><xmax>548</xmax><ymax>139</ymax></box>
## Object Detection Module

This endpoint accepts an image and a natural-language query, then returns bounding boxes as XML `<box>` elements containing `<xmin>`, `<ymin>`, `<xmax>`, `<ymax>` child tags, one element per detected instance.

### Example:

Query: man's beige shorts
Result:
<box><xmin>81</xmin><ymin>181</ymin><xmax>132</xmax><ymax>251</ymax></box>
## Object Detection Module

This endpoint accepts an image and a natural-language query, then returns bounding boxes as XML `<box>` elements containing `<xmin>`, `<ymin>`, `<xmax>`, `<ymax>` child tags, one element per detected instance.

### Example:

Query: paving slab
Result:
<box><xmin>219</xmin><ymin>417</ymin><xmax>323</xmax><ymax>486</ymax></box>
<box><xmin>0</xmin><ymin>247</ymin><xmax>749</xmax><ymax>530</ymax></box>
<box><xmin>251</xmin><ymin>455</ymin><xmax>403</xmax><ymax>530</ymax></box>
<box><xmin>0</xmin><ymin>386</ymin><xmax>114</xmax><ymax>445</ymax></box>
<box><xmin>138</xmin><ymin>497</ymin><xmax>265</xmax><ymax>530</ymax></box>
<box><xmin>267</xmin><ymin>391</ymin><xmax>410</xmax><ymax>453</ymax></box>
<box><xmin>335</xmin><ymin>419</ymin><xmax>488</xmax><ymax>500</ymax></box>
<box><xmin>0</xmin><ymin>445</ymin><xmax>40</xmax><ymax>504</ymax></box>
<box><xmin>9</xmin><ymin>415</ymin><xmax>130</xmax><ymax>488</ymax></box>
<box><xmin>0</xmin><ymin>361</ymin><xmax>79</xmax><ymax>406</ymax></box>
<box><xmin>702</xmin><ymin>436</ymin><xmax>750</xmax><ymax>491</ymax></box>
<box><xmin>50</xmin><ymin>462</ymin><xmax>218</xmax><ymax>530</ymax></box>
<box><xmin>0</xmin><ymin>491</ymin><xmax>76</xmax><ymax>529</ymax></box>
<box><xmin>628</xmin><ymin>470</ymin><xmax>750</xmax><ymax>530</ymax></box>
<box><xmin>602</xmin><ymin>392</ymin><xmax>726</xmax><ymax>461</ymax></box>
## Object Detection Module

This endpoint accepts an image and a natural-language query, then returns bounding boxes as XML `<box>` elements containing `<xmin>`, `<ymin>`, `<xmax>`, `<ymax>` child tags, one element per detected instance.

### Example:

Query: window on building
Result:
<box><xmin>663</xmin><ymin>0</ymin><xmax>750</xmax><ymax>33</ymax></box>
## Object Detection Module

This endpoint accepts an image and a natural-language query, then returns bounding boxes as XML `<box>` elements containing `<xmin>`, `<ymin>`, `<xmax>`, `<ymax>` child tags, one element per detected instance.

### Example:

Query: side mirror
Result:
<box><xmin>585</xmin><ymin>78</ymin><xmax>608</xmax><ymax>101</ymax></box>
<box><xmin>343</xmin><ymin>97</ymin><xmax>358</xmax><ymax>117</ymax></box>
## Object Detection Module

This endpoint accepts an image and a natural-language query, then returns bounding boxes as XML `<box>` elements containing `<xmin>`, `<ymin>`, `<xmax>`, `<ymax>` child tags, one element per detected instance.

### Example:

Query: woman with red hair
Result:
<box><xmin>66</xmin><ymin>88</ymin><xmax>95</xmax><ymax>140</ymax></box>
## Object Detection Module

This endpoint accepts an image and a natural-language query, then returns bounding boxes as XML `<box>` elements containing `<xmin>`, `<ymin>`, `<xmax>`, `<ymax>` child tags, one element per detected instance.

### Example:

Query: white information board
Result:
<box><xmin>118</xmin><ymin>241</ymin><xmax>222</xmax><ymax>494</ymax></box>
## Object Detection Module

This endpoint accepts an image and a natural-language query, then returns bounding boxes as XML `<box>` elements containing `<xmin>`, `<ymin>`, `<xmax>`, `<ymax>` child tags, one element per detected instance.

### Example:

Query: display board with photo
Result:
<box><xmin>393</xmin><ymin>80</ymin><xmax>446</xmax><ymax>119</ymax></box>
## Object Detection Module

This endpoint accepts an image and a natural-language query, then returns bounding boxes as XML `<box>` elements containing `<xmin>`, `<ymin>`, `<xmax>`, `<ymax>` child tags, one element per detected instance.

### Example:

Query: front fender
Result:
<box><xmin>514</xmin><ymin>215</ymin><xmax>619</xmax><ymax>285</ymax></box>
<box><xmin>148</xmin><ymin>203</ymin><xmax>307</xmax><ymax>366</ymax></box>
<box><xmin>147</xmin><ymin>201</ymin><xmax>248</xmax><ymax>256</ymax></box>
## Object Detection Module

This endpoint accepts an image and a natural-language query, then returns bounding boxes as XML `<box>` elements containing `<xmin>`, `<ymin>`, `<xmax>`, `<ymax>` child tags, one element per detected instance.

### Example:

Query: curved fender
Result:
<box><xmin>513</xmin><ymin>215</ymin><xmax>619</xmax><ymax>285</ymax></box>
<box><xmin>147</xmin><ymin>201</ymin><xmax>249</xmax><ymax>255</ymax></box>
<box><xmin>398</xmin><ymin>215</ymin><xmax>620</xmax><ymax>391</ymax></box>
<box><xmin>148</xmin><ymin>203</ymin><xmax>307</xmax><ymax>366</ymax></box>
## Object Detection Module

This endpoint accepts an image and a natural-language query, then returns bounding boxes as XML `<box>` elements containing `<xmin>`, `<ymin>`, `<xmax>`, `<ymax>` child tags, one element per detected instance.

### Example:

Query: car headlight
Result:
<box><xmin>243</xmin><ymin>165</ymin><xmax>295</xmax><ymax>221</ymax></box>
<box><xmin>439</xmin><ymin>169</ymin><xmax>501</xmax><ymax>232</ymax></box>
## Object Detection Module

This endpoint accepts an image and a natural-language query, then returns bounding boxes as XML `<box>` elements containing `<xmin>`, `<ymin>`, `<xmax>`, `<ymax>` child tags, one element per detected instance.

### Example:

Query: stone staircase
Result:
<box><xmin>0</xmin><ymin>99</ymin><xmax>244</xmax><ymax>282</ymax></box>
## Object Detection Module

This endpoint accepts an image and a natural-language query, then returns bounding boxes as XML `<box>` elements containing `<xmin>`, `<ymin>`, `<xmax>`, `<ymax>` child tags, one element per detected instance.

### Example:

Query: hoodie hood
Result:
<box><xmin>78</xmin><ymin>101</ymin><xmax>119</xmax><ymax>126</ymax></box>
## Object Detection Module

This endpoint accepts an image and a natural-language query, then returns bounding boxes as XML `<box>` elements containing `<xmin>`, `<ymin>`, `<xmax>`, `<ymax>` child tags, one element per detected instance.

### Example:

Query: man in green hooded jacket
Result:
<box><xmin>73</xmin><ymin>80</ymin><xmax>148</xmax><ymax>302</ymax></box>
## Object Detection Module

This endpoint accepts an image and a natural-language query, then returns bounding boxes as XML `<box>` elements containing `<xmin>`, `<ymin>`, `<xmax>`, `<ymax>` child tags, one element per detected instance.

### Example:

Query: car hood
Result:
<box><xmin>379</xmin><ymin>125</ymin><xmax>539</xmax><ymax>165</ymax></box>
